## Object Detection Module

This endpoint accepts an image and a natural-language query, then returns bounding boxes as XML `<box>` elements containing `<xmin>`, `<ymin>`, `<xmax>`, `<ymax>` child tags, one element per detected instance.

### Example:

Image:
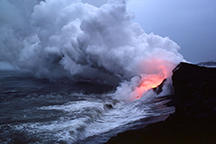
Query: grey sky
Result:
<box><xmin>82</xmin><ymin>0</ymin><xmax>108</xmax><ymax>7</ymax></box>
<box><xmin>127</xmin><ymin>0</ymin><xmax>216</xmax><ymax>63</ymax></box>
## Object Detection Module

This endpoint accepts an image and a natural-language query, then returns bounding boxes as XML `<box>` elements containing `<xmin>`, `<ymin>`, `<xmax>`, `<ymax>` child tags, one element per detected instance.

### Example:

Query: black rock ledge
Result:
<box><xmin>106</xmin><ymin>62</ymin><xmax>216</xmax><ymax>144</ymax></box>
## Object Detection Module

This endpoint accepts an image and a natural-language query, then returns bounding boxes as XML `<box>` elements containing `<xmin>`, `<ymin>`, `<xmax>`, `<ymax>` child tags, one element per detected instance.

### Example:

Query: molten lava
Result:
<box><xmin>134</xmin><ymin>61</ymin><xmax>171</xmax><ymax>100</ymax></box>
<box><xmin>135</xmin><ymin>74</ymin><xmax>165</xmax><ymax>99</ymax></box>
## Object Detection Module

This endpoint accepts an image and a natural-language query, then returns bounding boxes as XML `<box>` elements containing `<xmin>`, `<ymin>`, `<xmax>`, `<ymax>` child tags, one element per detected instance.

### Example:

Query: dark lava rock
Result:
<box><xmin>104</xmin><ymin>104</ymin><xmax>114</xmax><ymax>109</ymax></box>
<box><xmin>106</xmin><ymin>62</ymin><xmax>216</xmax><ymax>144</ymax></box>
<box><xmin>153</xmin><ymin>79</ymin><xmax>167</xmax><ymax>95</ymax></box>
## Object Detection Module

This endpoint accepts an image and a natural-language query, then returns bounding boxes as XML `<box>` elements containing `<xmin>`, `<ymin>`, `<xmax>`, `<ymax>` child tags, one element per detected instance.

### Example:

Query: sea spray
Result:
<box><xmin>0</xmin><ymin>1</ymin><xmax>183</xmax><ymax>143</ymax></box>
<box><xmin>0</xmin><ymin>0</ymin><xmax>184</xmax><ymax>101</ymax></box>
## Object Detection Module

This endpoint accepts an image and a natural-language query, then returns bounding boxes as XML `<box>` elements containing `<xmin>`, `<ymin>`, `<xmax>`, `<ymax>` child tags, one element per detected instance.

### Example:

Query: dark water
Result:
<box><xmin>0</xmin><ymin>70</ymin><xmax>174</xmax><ymax>144</ymax></box>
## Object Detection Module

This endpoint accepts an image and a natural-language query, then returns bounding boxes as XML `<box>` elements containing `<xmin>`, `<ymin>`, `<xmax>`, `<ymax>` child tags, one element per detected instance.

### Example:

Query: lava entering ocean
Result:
<box><xmin>134</xmin><ymin>58</ymin><xmax>173</xmax><ymax>98</ymax></box>
<box><xmin>135</xmin><ymin>74</ymin><xmax>165</xmax><ymax>99</ymax></box>
<box><xmin>0</xmin><ymin>0</ymin><xmax>184</xmax><ymax>101</ymax></box>
<box><xmin>114</xmin><ymin>59</ymin><xmax>175</xmax><ymax>101</ymax></box>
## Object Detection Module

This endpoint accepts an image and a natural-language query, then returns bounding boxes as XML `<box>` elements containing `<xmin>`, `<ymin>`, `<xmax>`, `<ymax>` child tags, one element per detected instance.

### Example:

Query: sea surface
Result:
<box><xmin>0</xmin><ymin>70</ymin><xmax>174</xmax><ymax>144</ymax></box>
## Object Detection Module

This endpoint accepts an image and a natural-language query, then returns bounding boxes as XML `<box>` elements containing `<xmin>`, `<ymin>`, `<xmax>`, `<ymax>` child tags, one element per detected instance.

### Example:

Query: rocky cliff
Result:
<box><xmin>106</xmin><ymin>62</ymin><xmax>216</xmax><ymax>144</ymax></box>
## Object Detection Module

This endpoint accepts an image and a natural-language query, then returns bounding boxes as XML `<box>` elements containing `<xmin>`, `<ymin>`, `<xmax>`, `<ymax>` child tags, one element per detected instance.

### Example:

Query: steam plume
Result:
<box><xmin>0</xmin><ymin>0</ymin><xmax>184</xmax><ymax>100</ymax></box>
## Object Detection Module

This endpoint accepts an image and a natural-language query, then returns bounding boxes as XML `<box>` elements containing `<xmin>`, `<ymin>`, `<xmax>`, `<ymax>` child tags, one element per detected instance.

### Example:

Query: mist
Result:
<box><xmin>0</xmin><ymin>0</ymin><xmax>184</xmax><ymax>100</ymax></box>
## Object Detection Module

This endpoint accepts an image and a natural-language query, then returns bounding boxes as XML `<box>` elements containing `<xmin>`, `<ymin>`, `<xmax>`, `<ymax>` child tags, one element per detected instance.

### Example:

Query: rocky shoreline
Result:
<box><xmin>106</xmin><ymin>62</ymin><xmax>216</xmax><ymax>144</ymax></box>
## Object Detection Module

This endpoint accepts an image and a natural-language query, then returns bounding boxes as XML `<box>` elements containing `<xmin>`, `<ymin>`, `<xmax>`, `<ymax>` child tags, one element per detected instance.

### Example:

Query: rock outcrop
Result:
<box><xmin>106</xmin><ymin>62</ymin><xmax>216</xmax><ymax>144</ymax></box>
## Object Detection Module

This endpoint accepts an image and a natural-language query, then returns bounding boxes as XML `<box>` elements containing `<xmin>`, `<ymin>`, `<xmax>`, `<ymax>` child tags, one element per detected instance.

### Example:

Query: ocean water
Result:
<box><xmin>0</xmin><ymin>70</ymin><xmax>174</xmax><ymax>144</ymax></box>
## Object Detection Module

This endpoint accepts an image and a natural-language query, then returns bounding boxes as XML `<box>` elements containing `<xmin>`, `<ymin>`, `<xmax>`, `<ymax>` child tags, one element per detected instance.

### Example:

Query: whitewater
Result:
<box><xmin>0</xmin><ymin>0</ymin><xmax>184</xmax><ymax>143</ymax></box>
<box><xmin>0</xmin><ymin>70</ymin><xmax>174</xmax><ymax>143</ymax></box>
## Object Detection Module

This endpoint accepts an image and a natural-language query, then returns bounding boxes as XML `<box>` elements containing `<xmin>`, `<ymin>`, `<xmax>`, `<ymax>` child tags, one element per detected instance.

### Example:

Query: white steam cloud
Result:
<box><xmin>0</xmin><ymin>0</ymin><xmax>184</xmax><ymax>100</ymax></box>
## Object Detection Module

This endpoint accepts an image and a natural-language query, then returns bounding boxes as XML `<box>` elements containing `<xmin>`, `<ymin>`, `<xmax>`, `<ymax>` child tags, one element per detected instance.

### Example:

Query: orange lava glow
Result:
<box><xmin>133</xmin><ymin>60</ymin><xmax>172</xmax><ymax>100</ymax></box>
<box><xmin>135</xmin><ymin>74</ymin><xmax>165</xmax><ymax>99</ymax></box>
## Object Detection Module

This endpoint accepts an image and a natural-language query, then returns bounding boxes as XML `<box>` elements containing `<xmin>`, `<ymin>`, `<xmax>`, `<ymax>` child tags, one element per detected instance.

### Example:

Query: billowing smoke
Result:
<box><xmin>0</xmin><ymin>0</ymin><xmax>184</xmax><ymax>100</ymax></box>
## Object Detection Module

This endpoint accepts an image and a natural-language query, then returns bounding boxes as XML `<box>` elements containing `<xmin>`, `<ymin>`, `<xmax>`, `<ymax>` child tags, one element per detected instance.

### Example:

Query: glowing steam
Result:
<box><xmin>0</xmin><ymin>0</ymin><xmax>184</xmax><ymax>100</ymax></box>
<box><xmin>114</xmin><ymin>58</ymin><xmax>178</xmax><ymax>101</ymax></box>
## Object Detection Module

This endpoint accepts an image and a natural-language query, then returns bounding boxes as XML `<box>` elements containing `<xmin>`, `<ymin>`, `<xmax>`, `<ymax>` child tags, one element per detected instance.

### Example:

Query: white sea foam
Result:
<box><xmin>10</xmin><ymin>90</ymin><xmax>174</xmax><ymax>143</ymax></box>
<box><xmin>1</xmin><ymin>1</ymin><xmax>180</xmax><ymax>142</ymax></box>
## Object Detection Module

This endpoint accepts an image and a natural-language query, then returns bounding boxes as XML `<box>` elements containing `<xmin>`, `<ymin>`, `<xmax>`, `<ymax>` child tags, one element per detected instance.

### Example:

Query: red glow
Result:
<box><xmin>135</xmin><ymin>74</ymin><xmax>165</xmax><ymax>99</ymax></box>
<box><xmin>134</xmin><ymin>60</ymin><xmax>172</xmax><ymax>100</ymax></box>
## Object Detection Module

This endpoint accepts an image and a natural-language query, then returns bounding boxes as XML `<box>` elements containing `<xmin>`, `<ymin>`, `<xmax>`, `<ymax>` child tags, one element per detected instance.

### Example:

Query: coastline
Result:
<box><xmin>106</xmin><ymin>62</ymin><xmax>216</xmax><ymax>144</ymax></box>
